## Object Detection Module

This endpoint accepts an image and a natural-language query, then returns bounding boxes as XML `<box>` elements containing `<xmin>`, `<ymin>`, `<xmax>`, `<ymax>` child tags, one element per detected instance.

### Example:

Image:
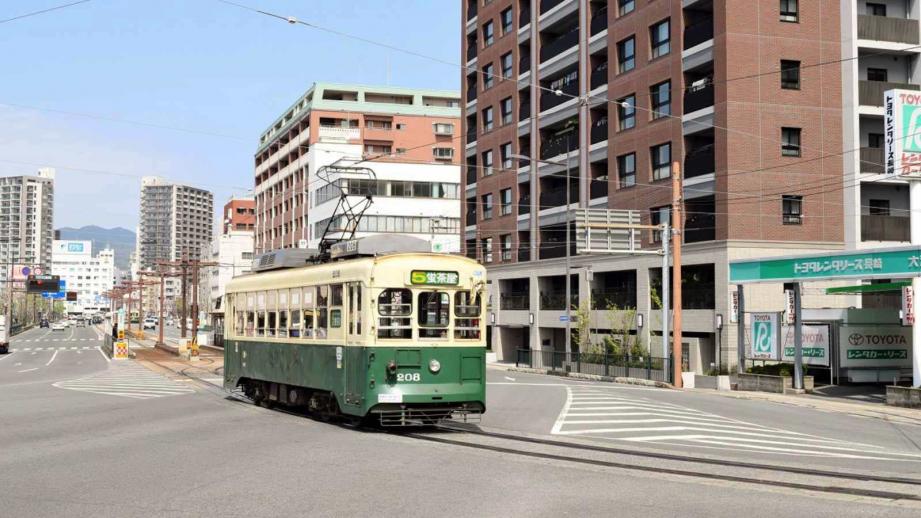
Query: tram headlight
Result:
<box><xmin>429</xmin><ymin>359</ymin><xmax>441</xmax><ymax>373</ymax></box>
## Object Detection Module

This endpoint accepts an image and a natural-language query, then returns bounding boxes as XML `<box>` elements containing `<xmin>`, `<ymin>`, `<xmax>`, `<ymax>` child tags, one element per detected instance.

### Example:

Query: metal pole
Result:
<box><xmin>661</xmin><ymin>222</ymin><xmax>670</xmax><ymax>379</ymax></box>
<box><xmin>793</xmin><ymin>282</ymin><xmax>804</xmax><ymax>390</ymax></box>
<box><xmin>671</xmin><ymin>163</ymin><xmax>683</xmax><ymax>387</ymax></box>
<box><xmin>737</xmin><ymin>285</ymin><xmax>746</xmax><ymax>374</ymax></box>
<box><xmin>180</xmin><ymin>263</ymin><xmax>188</xmax><ymax>339</ymax></box>
<box><xmin>158</xmin><ymin>274</ymin><xmax>165</xmax><ymax>346</ymax></box>
<box><xmin>565</xmin><ymin>144</ymin><xmax>572</xmax><ymax>354</ymax></box>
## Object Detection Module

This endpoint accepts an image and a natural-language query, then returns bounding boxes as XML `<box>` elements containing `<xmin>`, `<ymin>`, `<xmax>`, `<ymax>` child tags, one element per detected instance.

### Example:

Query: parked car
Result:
<box><xmin>51</xmin><ymin>322</ymin><xmax>66</xmax><ymax>331</ymax></box>
<box><xmin>142</xmin><ymin>318</ymin><xmax>157</xmax><ymax>330</ymax></box>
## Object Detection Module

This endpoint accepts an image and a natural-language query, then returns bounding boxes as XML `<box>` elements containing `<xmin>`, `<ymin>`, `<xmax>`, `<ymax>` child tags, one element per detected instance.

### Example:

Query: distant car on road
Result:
<box><xmin>142</xmin><ymin>318</ymin><xmax>157</xmax><ymax>330</ymax></box>
<box><xmin>51</xmin><ymin>322</ymin><xmax>66</xmax><ymax>331</ymax></box>
<box><xmin>76</xmin><ymin>319</ymin><xmax>86</xmax><ymax>327</ymax></box>
<box><xmin>40</xmin><ymin>319</ymin><xmax>49</xmax><ymax>328</ymax></box>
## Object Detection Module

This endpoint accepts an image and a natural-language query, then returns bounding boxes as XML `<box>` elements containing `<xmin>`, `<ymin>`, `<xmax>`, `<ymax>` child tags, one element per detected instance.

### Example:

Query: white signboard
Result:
<box><xmin>729</xmin><ymin>290</ymin><xmax>739</xmax><ymax>323</ymax></box>
<box><xmin>784</xmin><ymin>289</ymin><xmax>795</xmax><ymax>325</ymax></box>
<box><xmin>902</xmin><ymin>286</ymin><xmax>915</xmax><ymax>326</ymax></box>
<box><xmin>884</xmin><ymin>89</ymin><xmax>921</xmax><ymax>178</ymax></box>
<box><xmin>839</xmin><ymin>325</ymin><xmax>912</xmax><ymax>368</ymax></box>
<box><xmin>749</xmin><ymin>312</ymin><xmax>780</xmax><ymax>360</ymax></box>
<box><xmin>780</xmin><ymin>325</ymin><xmax>830</xmax><ymax>367</ymax></box>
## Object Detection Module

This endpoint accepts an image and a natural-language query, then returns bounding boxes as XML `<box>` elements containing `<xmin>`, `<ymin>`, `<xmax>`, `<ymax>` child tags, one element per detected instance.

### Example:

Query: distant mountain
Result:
<box><xmin>56</xmin><ymin>226</ymin><xmax>136</xmax><ymax>270</ymax></box>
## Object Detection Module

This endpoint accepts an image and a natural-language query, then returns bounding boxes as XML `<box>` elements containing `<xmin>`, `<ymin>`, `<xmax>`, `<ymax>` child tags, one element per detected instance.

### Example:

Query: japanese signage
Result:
<box><xmin>839</xmin><ymin>325</ymin><xmax>912</xmax><ymax>368</ymax></box>
<box><xmin>903</xmin><ymin>286</ymin><xmax>915</xmax><ymax>326</ymax></box>
<box><xmin>410</xmin><ymin>270</ymin><xmax>459</xmax><ymax>285</ymax></box>
<box><xmin>780</xmin><ymin>325</ymin><xmax>830</xmax><ymax>367</ymax></box>
<box><xmin>749</xmin><ymin>313</ymin><xmax>780</xmax><ymax>360</ymax></box>
<box><xmin>784</xmin><ymin>289</ymin><xmax>795</xmax><ymax>325</ymax></box>
<box><xmin>884</xmin><ymin>89</ymin><xmax>921</xmax><ymax>178</ymax></box>
<box><xmin>729</xmin><ymin>290</ymin><xmax>739</xmax><ymax>323</ymax></box>
<box><xmin>730</xmin><ymin>247</ymin><xmax>921</xmax><ymax>283</ymax></box>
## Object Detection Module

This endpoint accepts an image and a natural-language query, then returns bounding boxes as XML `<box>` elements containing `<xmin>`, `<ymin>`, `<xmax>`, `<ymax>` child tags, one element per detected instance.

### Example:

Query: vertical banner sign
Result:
<box><xmin>784</xmin><ymin>289</ymin><xmax>796</xmax><ymax>325</ymax></box>
<box><xmin>749</xmin><ymin>313</ymin><xmax>780</xmax><ymax>360</ymax></box>
<box><xmin>884</xmin><ymin>89</ymin><xmax>921</xmax><ymax>178</ymax></box>
<box><xmin>903</xmin><ymin>286</ymin><xmax>915</xmax><ymax>326</ymax></box>
<box><xmin>729</xmin><ymin>290</ymin><xmax>739</xmax><ymax>323</ymax></box>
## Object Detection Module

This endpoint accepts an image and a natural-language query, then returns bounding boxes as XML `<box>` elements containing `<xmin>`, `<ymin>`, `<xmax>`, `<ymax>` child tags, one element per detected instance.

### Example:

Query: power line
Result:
<box><xmin>0</xmin><ymin>0</ymin><xmax>91</xmax><ymax>25</ymax></box>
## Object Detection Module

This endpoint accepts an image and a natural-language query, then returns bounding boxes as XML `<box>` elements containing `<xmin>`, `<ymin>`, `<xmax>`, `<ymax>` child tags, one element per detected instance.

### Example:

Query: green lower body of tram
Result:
<box><xmin>224</xmin><ymin>339</ymin><xmax>486</xmax><ymax>425</ymax></box>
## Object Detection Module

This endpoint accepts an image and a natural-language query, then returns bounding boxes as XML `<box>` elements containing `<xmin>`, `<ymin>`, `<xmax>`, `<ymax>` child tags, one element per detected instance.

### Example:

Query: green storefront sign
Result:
<box><xmin>846</xmin><ymin>349</ymin><xmax>908</xmax><ymax>360</ymax></box>
<box><xmin>730</xmin><ymin>247</ymin><xmax>921</xmax><ymax>283</ymax></box>
<box><xmin>783</xmin><ymin>347</ymin><xmax>825</xmax><ymax>358</ymax></box>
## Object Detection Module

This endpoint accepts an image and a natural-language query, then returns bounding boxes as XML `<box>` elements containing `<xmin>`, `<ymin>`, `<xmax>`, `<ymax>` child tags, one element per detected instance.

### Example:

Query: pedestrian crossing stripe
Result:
<box><xmin>9</xmin><ymin>346</ymin><xmax>99</xmax><ymax>352</ymax></box>
<box><xmin>551</xmin><ymin>386</ymin><xmax>921</xmax><ymax>462</ymax></box>
<box><xmin>53</xmin><ymin>363</ymin><xmax>195</xmax><ymax>399</ymax></box>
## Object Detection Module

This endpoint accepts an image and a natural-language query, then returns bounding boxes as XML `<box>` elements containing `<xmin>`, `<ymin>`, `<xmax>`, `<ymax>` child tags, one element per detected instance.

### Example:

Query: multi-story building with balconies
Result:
<box><xmin>254</xmin><ymin>82</ymin><xmax>463</xmax><ymax>254</ymax></box>
<box><xmin>463</xmin><ymin>0</ymin><xmax>855</xmax><ymax>371</ymax></box>
<box><xmin>0</xmin><ymin>168</ymin><xmax>54</xmax><ymax>280</ymax></box>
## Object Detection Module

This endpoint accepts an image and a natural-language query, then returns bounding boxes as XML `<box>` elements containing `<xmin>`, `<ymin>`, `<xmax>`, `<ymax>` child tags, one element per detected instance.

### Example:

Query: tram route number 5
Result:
<box><xmin>396</xmin><ymin>372</ymin><xmax>421</xmax><ymax>382</ymax></box>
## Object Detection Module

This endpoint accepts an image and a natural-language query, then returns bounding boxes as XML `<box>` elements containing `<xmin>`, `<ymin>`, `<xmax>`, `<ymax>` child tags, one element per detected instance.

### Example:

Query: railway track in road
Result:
<box><xmin>401</xmin><ymin>425</ymin><xmax>921</xmax><ymax>505</ymax></box>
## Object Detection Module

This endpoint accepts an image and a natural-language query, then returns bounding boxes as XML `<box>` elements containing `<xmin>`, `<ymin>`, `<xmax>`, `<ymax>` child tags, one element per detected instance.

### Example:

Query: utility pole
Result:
<box><xmin>671</xmin><ymin>162</ymin><xmax>683</xmax><ymax>388</ymax></box>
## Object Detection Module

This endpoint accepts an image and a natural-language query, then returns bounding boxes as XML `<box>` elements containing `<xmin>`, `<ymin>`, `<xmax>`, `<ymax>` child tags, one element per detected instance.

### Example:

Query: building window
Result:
<box><xmin>482</xmin><ymin>237</ymin><xmax>493</xmax><ymax>263</ymax></box>
<box><xmin>433</xmin><ymin>122</ymin><xmax>455</xmax><ymax>135</ymax></box>
<box><xmin>650</xmin><ymin>81</ymin><xmax>670</xmax><ymax>119</ymax></box>
<box><xmin>651</xmin><ymin>143</ymin><xmax>671</xmax><ymax>181</ymax></box>
<box><xmin>501</xmin><ymin>7</ymin><xmax>513</xmax><ymax>34</ymax></box>
<box><xmin>781</xmin><ymin>127</ymin><xmax>801</xmax><ymax>157</ymax></box>
<box><xmin>500</xmin><ymin>234</ymin><xmax>512</xmax><ymax>261</ymax></box>
<box><xmin>483</xmin><ymin>63</ymin><xmax>495</xmax><ymax>89</ymax></box>
<box><xmin>366</xmin><ymin>119</ymin><xmax>392</xmax><ymax>130</ymax></box>
<box><xmin>364</xmin><ymin>143</ymin><xmax>392</xmax><ymax>155</ymax></box>
<box><xmin>780</xmin><ymin>60</ymin><xmax>800</xmax><ymax>89</ymax></box>
<box><xmin>868</xmin><ymin>199</ymin><xmax>890</xmax><ymax>216</ymax></box>
<box><xmin>650</xmin><ymin>19</ymin><xmax>670</xmax><ymax>59</ymax></box>
<box><xmin>482</xmin><ymin>149</ymin><xmax>494</xmax><ymax>176</ymax></box>
<box><xmin>500</xmin><ymin>97</ymin><xmax>513</xmax><ymax>124</ymax></box>
<box><xmin>500</xmin><ymin>188</ymin><xmax>512</xmax><ymax>215</ymax></box>
<box><xmin>501</xmin><ymin>52</ymin><xmax>513</xmax><ymax>79</ymax></box>
<box><xmin>617</xmin><ymin>36</ymin><xmax>635</xmax><ymax>74</ymax></box>
<box><xmin>482</xmin><ymin>106</ymin><xmax>494</xmax><ymax>132</ymax></box>
<box><xmin>866</xmin><ymin>2</ymin><xmax>886</xmax><ymax>16</ymax></box>
<box><xmin>650</xmin><ymin>206</ymin><xmax>670</xmax><ymax>243</ymax></box>
<box><xmin>501</xmin><ymin>142</ymin><xmax>513</xmax><ymax>169</ymax></box>
<box><xmin>868</xmin><ymin>133</ymin><xmax>884</xmax><ymax>148</ymax></box>
<box><xmin>618</xmin><ymin>0</ymin><xmax>635</xmax><ymax>17</ymax></box>
<box><xmin>483</xmin><ymin>20</ymin><xmax>494</xmax><ymax>46</ymax></box>
<box><xmin>780</xmin><ymin>0</ymin><xmax>798</xmax><ymax>22</ymax></box>
<box><xmin>782</xmin><ymin>195</ymin><xmax>803</xmax><ymax>225</ymax></box>
<box><xmin>867</xmin><ymin>68</ymin><xmax>888</xmax><ymax>82</ymax></box>
<box><xmin>617</xmin><ymin>94</ymin><xmax>635</xmax><ymax>130</ymax></box>
<box><xmin>617</xmin><ymin>152</ymin><xmax>636</xmax><ymax>188</ymax></box>
<box><xmin>433</xmin><ymin>147</ymin><xmax>455</xmax><ymax>160</ymax></box>
<box><xmin>482</xmin><ymin>193</ymin><xmax>493</xmax><ymax>220</ymax></box>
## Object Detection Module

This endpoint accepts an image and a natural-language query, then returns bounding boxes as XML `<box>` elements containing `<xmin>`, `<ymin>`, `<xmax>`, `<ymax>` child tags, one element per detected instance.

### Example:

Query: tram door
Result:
<box><xmin>344</xmin><ymin>282</ymin><xmax>366</xmax><ymax>409</ymax></box>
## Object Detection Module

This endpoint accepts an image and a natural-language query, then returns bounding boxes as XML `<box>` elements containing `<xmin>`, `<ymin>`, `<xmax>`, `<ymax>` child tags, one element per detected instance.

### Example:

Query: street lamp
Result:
<box><xmin>510</xmin><ymin>124</ymin><xmax>578</xmax><ymax>353</ymax></box>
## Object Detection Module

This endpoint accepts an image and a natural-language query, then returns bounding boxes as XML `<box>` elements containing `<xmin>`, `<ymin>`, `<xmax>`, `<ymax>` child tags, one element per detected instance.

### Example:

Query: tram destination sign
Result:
<box><xmin>410</xmin><ymin>270</ymin><xmax>459</xmax><ymax>286</ymax></box>
<box><xmin>730</xmin><ymin>247</ymin><xmax>921</xmax><ymax>284</ymax></box>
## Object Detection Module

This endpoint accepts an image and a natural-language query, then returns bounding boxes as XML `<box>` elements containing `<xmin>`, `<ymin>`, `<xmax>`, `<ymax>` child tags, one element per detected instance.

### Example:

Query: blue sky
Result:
<box><xmin>0</xmin><ymin>0</ymin><xmax>460</xmax><ymax>228</ymax></box>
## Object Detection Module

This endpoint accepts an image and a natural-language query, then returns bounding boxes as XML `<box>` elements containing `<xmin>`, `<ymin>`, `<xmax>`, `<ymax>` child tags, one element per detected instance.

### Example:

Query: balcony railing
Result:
<box><xmin>500</xmin><ymin>293</ymin><xmax>530</xmax><ymax>310</ymax></box>
<box><xmin>683</xmin><ymin>17</ymin><xmax>713</xmax><ymax>49</ymax></box>
<box><xmin>859</xmin><ymin>80</ymin><xmax>919</xmax><ymax>106</ymax></box>
<box><xmin>684</xmin><ymin>212</ymin><xmax>716</xmax><ymax>243</ymax></box>
<box><xmin>540</xmin><ymin>133</ymin><xmax>577</xmax><ymax>159</ymax></box>
<box><xmin>540</xmin><ymin>28</ymin><xmax>579</xmax><ymax>62</ymax></box>
<box><xmin>540</xmin><ymin>0</ymin><xmax>565</xmax><ymax>15</ymax></box>
<box><xmin>520</xmin><ymin>52</ymin><xmax>531</xmax><ymax>74</ymax></box>
<box><xmin>466</xmin><ymin>44</ymin><xmax>477</xmax><ymax>62</ymax></box>
<box><xmin>590</xmin><ymin>62</ymin><xmax>608</xmax><ymax>89</ymax></box>
<box><xmin>591</xmin><ymin>117</ymin><xmax>608</xmax><ymax>144</ymax></box>
<box><xmin>519</xmin><ymin>196</ymin><xmax>531</xmax><ymax>215</ymax></box>
<box><xmin>318</xmin><ymin>126</ymin><xmax>360</xmax><ymax>142</ymax></box>
<box><xmin>591</xmin><ymin>289</ymin><xmax>635</xmax><ymax>310</ymax></box>
<box><xmin>590</xmin><ymin>6</ymin><xmax>607</xmax><ymax>36</ymax></box>
<box><xmin>684</xmin><ymin>144</ymin><xmax>715</xmax><ymax>178</ymax></box>
<box><xmin>683</xmin><ymin>83</ymin><xmax>714</xmax><ymax>114</ymax></box>
<box><xmin>860</xmin><ymin>147</ymin><xmax>884</xmax><ymax>174</ymax></box>
<box><xmin>539</xmin><ymin>187</ymin><xmax>578</xmax><ymax>209</ymax></box>
<box><xmin>540</xmin><ymin>77</ymin><xmax>579</xmax><ymax>111</ymax></box>
<box><xmin>857</xmin><ymin>15</ymin><xmax>920</xmax><ymax>45</ymax></box>
<box><xmin>539</xmin><ymin>290</ymin><xmax>578</xmax><ymax>310</ymax></box>
<box><xmin>862</xmin><ymin>214</ymin><xmax>910</xmax><ymax>242</ymax></box>
<box><xmin>590</xmin><ymin>178</ymin><xmax>608</xmax><ymax>199</ymax></box>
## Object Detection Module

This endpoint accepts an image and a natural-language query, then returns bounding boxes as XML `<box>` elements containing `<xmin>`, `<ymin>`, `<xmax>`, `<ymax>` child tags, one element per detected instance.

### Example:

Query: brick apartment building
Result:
<box><xmin>462</xmin><ymin>0</ymin><xmax>855</xmax><ymax>370</ymax></box>
<box><xmin>222</xmin><ymin>196</ymin><xmax>255</xmax><ymax>234</ymax></box>
<box><xmin>254</xmin><ymin>82</ymin><xmax>463</xmax><ymax>254</ymax></box>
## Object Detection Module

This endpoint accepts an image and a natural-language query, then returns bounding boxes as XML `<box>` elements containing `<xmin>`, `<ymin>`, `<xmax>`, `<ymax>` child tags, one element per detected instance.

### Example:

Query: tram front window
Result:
<box><xmin>418</xmin><ymin>291</ymin><xmax>449</xmax><ymax>339</ymax></box>
<box><xmin>379</xmin><ymin>288</ymin><xmax>412</xmax><ymax>338</ymax></box>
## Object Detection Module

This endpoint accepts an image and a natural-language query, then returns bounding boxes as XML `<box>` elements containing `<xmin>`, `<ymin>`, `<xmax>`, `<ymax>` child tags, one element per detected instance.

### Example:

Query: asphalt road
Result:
<box><xmin>2</xmin><ymin>334</ymin><xmax>920</xmax><ymax>517</ymax></box>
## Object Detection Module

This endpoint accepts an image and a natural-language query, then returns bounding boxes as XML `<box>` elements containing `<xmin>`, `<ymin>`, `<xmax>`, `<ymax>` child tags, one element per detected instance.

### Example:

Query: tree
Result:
<box><xmin>571</xmin><ymin>301</ymin><xmax>591</xmax><ymax>352</ymax></box>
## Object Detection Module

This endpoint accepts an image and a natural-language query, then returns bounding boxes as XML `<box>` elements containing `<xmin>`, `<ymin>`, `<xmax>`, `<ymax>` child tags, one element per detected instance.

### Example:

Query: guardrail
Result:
<box><xmin>516</xmin><ymin>348</ymin><xmax>671</xmax><ymax>383</ymax></box>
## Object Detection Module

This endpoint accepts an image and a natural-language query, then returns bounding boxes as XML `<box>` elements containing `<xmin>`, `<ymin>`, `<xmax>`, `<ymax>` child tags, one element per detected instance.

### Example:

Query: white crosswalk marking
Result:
<box><xmin>551</xmin><ymin>386</ymin><xmax>921</xmax><ymax>461</ymax></box>
<box><xmin>53</xmin><ymin>363</ymin><xmax>195</xmax><ymax>399</ymax></box>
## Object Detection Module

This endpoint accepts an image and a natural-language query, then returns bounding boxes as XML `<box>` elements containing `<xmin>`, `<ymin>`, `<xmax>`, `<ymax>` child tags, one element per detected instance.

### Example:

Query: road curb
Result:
<box><xmin>501</xmin><ymin>365</ymin><xmax>674</xmax><ymax>389</ymax></box>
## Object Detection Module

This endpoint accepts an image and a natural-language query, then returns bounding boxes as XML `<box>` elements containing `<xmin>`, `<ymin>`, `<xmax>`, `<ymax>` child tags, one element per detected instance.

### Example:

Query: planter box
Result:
<box><xmin>887</xmin><ymin>386</ymin><xmax>921</xmax><ymax>408</ymax></box>
<box><xmin>737</xmin><ymin>373</ymin><xmax>814</xmax><ymax>394</ymax></box>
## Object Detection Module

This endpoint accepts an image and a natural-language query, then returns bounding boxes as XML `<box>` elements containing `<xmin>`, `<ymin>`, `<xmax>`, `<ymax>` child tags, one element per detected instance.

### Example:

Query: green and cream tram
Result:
<box><xmin>223</xmin><ymin>239</ymin><xmax>487</xmax><ymax>425</ymax></box>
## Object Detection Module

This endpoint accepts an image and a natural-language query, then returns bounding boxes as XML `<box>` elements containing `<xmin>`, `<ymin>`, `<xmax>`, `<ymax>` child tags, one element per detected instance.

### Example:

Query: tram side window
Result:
<box><xmin>289</xmin><ymin>289</ymin><xmax>301</xmax><ymax>337</ymax></box>
<box><xmin>245</xmin><ymin>311</ymin><xmax>255</xmax><ymax>337</ymax></box>
<box><xmin>256</xmin><ymin>311</ymin><xmax>266</xmax><ymax>337</ymax></box>
<box><xmin>316</xmin><ymin>285</ymin><xmax>329</xmax><ymax>339</ymax></box>
<box><xmin>454</xmin><ymin>291</ymin><xmax>482</xmax><ymax>339</ymax></box>
<box><xmin>278</xmin><ymin>289</ymin><xmax>289</xmax><ymax>338</ymax></box>
<box><xmin>234</xmin><ymin>303</ymin><xmax>245</xmax><ymax>335</ymax></box>
<box><xmin>418</xmin><ymin>291</ymin><xmax>450</xmax><ymax>338</ymax></box>
<box><xmin>302</xmin><ymin>287</ymin><xmax>315</xmax><ymax>338</ymax></box>
<box><xmin>378</xmin><ymin>288</ymin><xmax>412</xmax><ymax>339</ymax></box>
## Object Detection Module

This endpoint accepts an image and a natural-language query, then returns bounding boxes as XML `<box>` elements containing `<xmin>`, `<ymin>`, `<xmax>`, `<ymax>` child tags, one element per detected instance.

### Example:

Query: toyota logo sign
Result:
<box><xmin>848</xmin><ymin>333</ymin><xmax>865</xmax><ymax>346</ymax></box>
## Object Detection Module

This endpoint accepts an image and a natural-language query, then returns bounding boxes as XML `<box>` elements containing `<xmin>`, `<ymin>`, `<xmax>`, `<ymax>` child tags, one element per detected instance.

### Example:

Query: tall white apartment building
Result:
<box><xmin>137</xmin><ymin>176</ymin><xmax>213</xmax><ymax>302</ymax></box>
<box><xmin>51</xmin><ymin>240</ymin><xmax>115</xmax><ymax>308</ymax></box>
<box><xmin>0</xmin><ymin>168</ymin><xmax>54</xmax><ymax>280</ymax></box>
<box><xmin>208</xmin><ymin>230</ymin><xmax>254</xmax><ymax>311</ymax></box>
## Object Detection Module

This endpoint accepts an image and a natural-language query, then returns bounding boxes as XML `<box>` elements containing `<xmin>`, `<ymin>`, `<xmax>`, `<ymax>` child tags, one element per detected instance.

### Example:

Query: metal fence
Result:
<box><xmin>516</xmin><ymin>349</ymin><xmax>671</xmax><ymax>384</ymax></box>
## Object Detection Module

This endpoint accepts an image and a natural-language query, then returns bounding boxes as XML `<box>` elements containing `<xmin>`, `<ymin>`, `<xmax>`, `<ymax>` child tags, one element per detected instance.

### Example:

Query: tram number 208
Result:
<box><xmin>396</xmin><ymin>372</ymin><xmax>421</xmax><ymax>382</ymax></box>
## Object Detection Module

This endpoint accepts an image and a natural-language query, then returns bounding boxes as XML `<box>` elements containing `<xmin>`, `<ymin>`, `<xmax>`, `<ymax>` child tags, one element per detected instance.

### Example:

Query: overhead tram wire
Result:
<box><xmin>0</xmin><ymin>0</ymin><xmax>91</xmax><ymax>25</ymax></box>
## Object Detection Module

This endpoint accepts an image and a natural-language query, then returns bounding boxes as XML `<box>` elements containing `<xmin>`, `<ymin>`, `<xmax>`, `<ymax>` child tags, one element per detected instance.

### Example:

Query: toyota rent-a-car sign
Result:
<box><xmin>839</xmin><ymin>325</ymin><xmax>912</xmax><ymax>369</ymax></box>
<box><xmin>884</xmin><ymin>89</ymin><xmax>921</xmax><ymax>177</ymax></box>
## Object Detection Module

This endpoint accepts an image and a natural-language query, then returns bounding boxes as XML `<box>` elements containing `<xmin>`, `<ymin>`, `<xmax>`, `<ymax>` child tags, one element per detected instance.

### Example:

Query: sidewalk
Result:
<box><xmin>128</xmin><ymin>331</ymin><xmax>225</xmax><ymax>389</ymax></box>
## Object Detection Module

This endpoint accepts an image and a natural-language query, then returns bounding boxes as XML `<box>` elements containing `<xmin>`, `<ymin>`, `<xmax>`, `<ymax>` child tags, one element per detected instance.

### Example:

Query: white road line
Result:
<box><xmin>23</xmin><ymin>348</ymin><xmax>31</xmax><ymax>351</ymax></box>
<box><xmin>96</xmin><ymin>346</ymin><xmax>110</xmax><ymax>362</ymax></box>
<box><xmin>46</xmin><ymin>349</ymin><xmax>58</xmax><ymax>366</ymax></box>
<box><xmin>0</xmin><ymin>351</ymin><xmax>16</xmax><ymax>362</ymax></box>
<box><xmin>18</xmin><ymin>368</ymin><xmax>38</xmax><ymax>373</ymax></box>
<box><xmin>31</xmin><ymin>351</ymin><xmax>36</xmax><ymax>355</ymax></box>
<box><xmin>550</xmin><ymin>386</ymin><xmax>574</xmax><ymax>435</ymax></box>
<box><xmin>70</xmin><ymin>347</ymin><xmax>77</xmax><ymax>350</ymax></box>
